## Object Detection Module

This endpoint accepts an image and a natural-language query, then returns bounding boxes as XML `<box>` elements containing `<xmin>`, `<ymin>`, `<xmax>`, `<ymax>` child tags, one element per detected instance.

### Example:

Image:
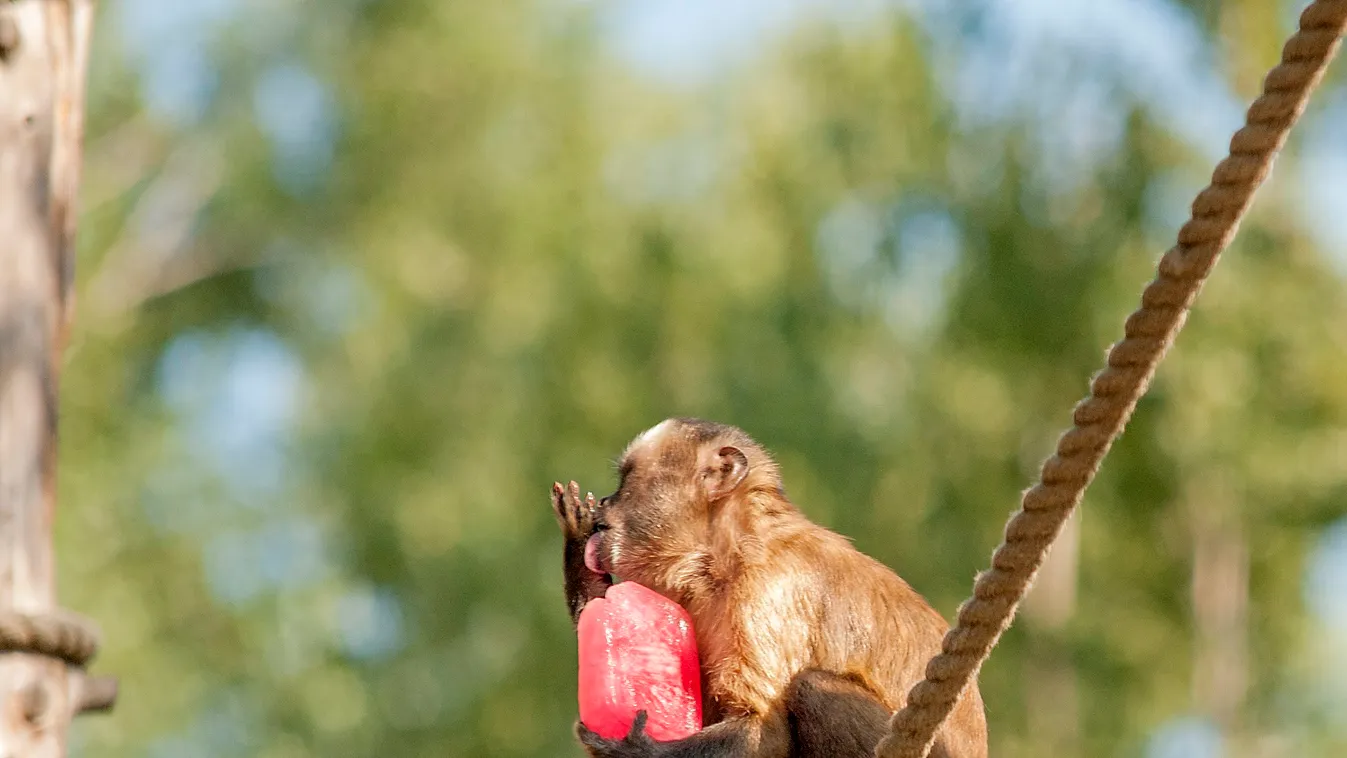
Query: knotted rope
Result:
<box><xmin>876</xmin><ymin>2</ymin><xmax>1347</xmax><ymax>756</ymax></box>
<box><xmin>0</xmin><ymin>609</ymin><xmax>101</xmax><ymax>666</ymax></box>
<box><xmin>0</xmin><ymin>609</ymin><xmax>117</xmax><ymax>714</ymax></box>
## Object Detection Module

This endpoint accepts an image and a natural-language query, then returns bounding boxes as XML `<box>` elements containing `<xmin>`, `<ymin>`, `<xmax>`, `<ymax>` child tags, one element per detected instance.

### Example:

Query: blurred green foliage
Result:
<box><xmin>44</xmin><ymin>0</ymin><xmax>1347</xmax><ymax>756</ymax></box>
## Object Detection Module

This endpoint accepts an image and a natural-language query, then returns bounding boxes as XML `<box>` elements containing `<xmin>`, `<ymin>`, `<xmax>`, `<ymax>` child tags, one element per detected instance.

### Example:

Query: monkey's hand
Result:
<box><xmin>552</xmin><ymin>479</ymin><xmax>598</xmax><ymax>540</ymax></box>
<box><xmin>576</xmin><ymin>712</ymin><xmax>659</xmax><ymax>758</ymax></box>
<box><xmin>578</xmin><ymin>712</ymin><xmax>763</xmax><ymax>757</ymax></box>
<box><xmin>551</xmin><ymin>480</ymin><xmax>612</xmax><ymax>625</ymax></box>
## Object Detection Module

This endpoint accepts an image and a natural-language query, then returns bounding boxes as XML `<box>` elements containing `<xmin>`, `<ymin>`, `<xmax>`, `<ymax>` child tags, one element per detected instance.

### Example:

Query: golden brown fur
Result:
<box><xmin>552</xmin><ymin>418</ymin><xmax>987</xmax><ymax>758</ymax></box>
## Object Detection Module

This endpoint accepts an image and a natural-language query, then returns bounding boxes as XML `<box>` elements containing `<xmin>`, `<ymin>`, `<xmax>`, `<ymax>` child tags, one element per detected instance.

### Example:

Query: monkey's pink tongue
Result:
<box><xmin>577</xmin><ymin>582</ymin><xmax>702</xmax><ymax>741</ymax></box>
<box><xmin>584</xmin><ymin>533</ymin><xmax>604</xmax><ymax>575</ymax></box>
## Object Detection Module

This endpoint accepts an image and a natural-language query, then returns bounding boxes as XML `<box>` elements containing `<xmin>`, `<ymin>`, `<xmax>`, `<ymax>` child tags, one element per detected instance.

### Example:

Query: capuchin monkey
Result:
<box><xmin>551</xmin><ymin>418</ymin><xmax>988</xmax><ymax>758</ymax></box>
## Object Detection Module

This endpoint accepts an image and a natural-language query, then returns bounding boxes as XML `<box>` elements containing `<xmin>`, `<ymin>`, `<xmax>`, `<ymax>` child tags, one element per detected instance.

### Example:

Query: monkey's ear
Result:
<box><xmin>703</xmin><ymin>446</ymin><xmax>749</xmax><ymax>501</ymax></box>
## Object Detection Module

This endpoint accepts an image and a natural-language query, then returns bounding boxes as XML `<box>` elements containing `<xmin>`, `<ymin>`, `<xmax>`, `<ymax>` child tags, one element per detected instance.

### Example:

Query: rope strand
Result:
<box><xmin>0</xmin><ymin>609</ymin><xmax>101</xmax><ymax>667</ymax></box>
<box><xmin>875</xmin><ymin>2</ymin><xmax>1347</xmax><ymax>756</ymax></box>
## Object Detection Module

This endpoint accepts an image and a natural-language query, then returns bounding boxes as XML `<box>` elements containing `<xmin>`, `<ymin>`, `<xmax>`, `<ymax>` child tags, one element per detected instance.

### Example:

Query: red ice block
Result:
<box><xmin>577</xmin><ymin>581</ymin><xmax>703</xmax><ymax>741</ymax></box>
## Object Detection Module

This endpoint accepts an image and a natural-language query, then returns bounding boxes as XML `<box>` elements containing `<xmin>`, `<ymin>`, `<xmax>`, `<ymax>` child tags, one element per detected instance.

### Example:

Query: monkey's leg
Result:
<box><xmin>784</xmin><ymin>670</ymin><xmax>892</xmax><ymax>758</ymax></box>
<box><xmin>786</xmin><ymin>670</ymin><xmax>972</xmax><ymax>758</ymax></box>
<box><xmin>551</xmin><ymin>481</ymin><xmax>612</xmax><ymax>625</ymax></box>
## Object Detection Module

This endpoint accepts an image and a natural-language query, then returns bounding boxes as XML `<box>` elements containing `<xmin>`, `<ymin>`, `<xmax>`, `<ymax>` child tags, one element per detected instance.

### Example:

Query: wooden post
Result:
<box><xmin>0</xmin><ymin>1</ymin><xmax>108</xmax><ymax>755</ymax></box>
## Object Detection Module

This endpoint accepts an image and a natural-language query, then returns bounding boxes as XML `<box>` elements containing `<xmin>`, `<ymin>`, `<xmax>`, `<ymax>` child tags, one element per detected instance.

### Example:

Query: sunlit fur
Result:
<box><xmin>590</xmin><ymin>418</ymin><xmax>987</xmax><ymax>757</ymax></box>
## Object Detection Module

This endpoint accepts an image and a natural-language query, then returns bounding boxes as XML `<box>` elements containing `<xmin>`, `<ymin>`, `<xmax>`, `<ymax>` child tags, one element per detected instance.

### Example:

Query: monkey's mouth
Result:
<box><xmin>584</xmin><ymin>532</ymin><xmax>608</xmax><ymax>574</ymax></box>
<box><xmin>584</xmin><ymin>532</ymin><xmax>621</xmax><ymax>587</ymax></box>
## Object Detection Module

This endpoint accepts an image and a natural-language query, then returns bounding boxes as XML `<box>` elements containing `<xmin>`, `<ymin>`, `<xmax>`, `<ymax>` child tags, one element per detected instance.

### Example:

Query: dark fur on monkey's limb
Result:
<box><xmin>550</xmin><ymin>481</ymin><xmax>611</xmax><ymax>624</ymax></box>
<box><xmin>574</xmin><ymin>671</ymin><xmax>893</xmax><ymax>758</ymax></box>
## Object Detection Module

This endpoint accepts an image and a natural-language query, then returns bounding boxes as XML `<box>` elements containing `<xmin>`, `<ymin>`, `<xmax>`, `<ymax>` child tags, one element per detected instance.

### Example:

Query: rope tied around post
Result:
<box><xmin>875</xmin><ymin>2</ymin><xmax>1347</xmax><ymax>756</ymax></box>
<box><xmin>0</xmin><ymin>609</ymin><xmax>100</xmax><ymax>666</ymax></box>
<box><xmin>0</xmin><ymin>609</ymin><xmax>117</xmax><ymax>713</ymax></box>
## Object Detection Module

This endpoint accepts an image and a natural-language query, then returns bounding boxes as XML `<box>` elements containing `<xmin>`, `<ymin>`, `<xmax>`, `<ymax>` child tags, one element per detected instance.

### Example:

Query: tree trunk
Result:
<box><xmin>0</xmin><ymin>2</ymin><xmax>97</xmax><ymax>756</ymax></box>
<box><xmin>1188</xmin><ymin>478</ymin><xmax>1249</xmax><ymax>736</ymax></box>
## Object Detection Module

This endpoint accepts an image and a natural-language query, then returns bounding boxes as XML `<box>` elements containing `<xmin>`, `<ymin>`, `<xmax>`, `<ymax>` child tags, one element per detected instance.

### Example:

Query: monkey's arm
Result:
<box><xmin>551</xmin><ymin>481</ymin><xmax>612</xmax><ymax>625</ymax></box>
<box><xmin>577</xmin><ymin>669</ymin><xmax>898</xmax><ymax>758</ymax></box>
<box><xmin>577</xmin><ymin>712</ymin><xmax>780</xmax><ymax>758</ymax></box>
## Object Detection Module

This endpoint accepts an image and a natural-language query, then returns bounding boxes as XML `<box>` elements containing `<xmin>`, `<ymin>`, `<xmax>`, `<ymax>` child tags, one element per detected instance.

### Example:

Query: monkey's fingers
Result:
<box><xmin>575</xmin><ymin>721</ymin><xmax>615</xmax><ymax>753</ymax></box>
<box><xmin>552</xmin><ymin>482</ymin><xmax>588</xmax><ymax>537</ymax></box>
<box><xmin>550</xmin><ymin>482</ymin><xmax>574</xmax><ymax>533</ymax></box>
<box><xmin>552</xmin><ymin>480</ymin><xmax>597</xmax><ymax>539</ymax></box>
<box><xmin>566</xmin><ymin>480</ymin><xmax>596</xmax><ymax>534</ymax></box>
<box><xmin>625</xmin><ymin>710</ymin><xmax>651</xmax><ymax>744</ymax></box>
<box><xmin>584</xmin><ymin>491</ymin><xmax>599</xmax><ymax>521</ymax></box>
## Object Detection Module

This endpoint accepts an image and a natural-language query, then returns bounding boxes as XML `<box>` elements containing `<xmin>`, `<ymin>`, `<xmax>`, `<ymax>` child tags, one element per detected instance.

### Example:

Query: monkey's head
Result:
<box><xmin>586</xmin><ymin>418</ymin><xmax>785</xmax><ymax>599</ymax></box>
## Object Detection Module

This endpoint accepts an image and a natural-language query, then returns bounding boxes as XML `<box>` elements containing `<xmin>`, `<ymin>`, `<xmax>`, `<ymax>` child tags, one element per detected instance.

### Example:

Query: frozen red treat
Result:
<box><xmin>577</xmin><ymin>581</ymin><xmax>702</xmax><ymax>741</ymax></box>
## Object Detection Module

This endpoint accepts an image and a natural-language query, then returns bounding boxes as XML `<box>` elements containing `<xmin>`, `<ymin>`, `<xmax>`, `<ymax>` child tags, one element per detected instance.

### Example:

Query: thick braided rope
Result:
<box><xmin>0</xmin><ymin>609</ymin><xmax>101</xmax><ymax>667</ymax></box>
<box><xmin>876</xmin><ymin>3</ymin><xmax>1347</xmax><ymax>756</ymax></box>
